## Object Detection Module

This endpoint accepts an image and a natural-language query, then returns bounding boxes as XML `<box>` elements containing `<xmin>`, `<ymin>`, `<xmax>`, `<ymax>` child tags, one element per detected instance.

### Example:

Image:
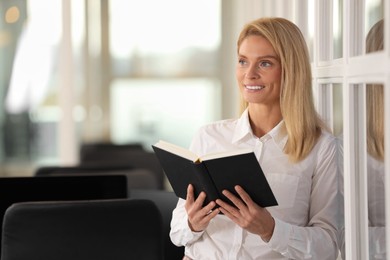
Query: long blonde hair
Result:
<box><xmin>366</xmin><ymin>19</ymin><xmax>384</xmax><ymax>161</ymax></box>
<box><xmin>237</xmin><ymin>17</ymin><xmax>324</xmax><ymax>162</ymax></box>
<box><xmin>366</xmin><ymin>84</ymin><xmax>384</xmax><ymax>161</ymax></box>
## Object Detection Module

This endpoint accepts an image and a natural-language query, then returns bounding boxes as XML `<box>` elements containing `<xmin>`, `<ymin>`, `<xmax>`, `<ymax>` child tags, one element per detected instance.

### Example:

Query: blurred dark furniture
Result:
<box><xmin>80</xmin><ymin>142</ymin><xmax>144</xmax><ymax>157</ymax></box>
<box><xmin>0</xmin><ymin>175</ymin><xmax>128</xmax><ymax>257</ymax></box>
<box><xmin>35</xmin><ymin>165</ymin><xmax>159</xmax><ymax>192</ymax></box>
<box><xmin>1</xmin><ymin>199</ymin><xmax>163</xmax><ymax>260</ymax></box>
<box><xmin>79</xmin><ymin>142</ymin><xmax>165</xmax><ymax>189</ymax></box>
<box><xmin>130</xmin><ymin>189</ymin><xmax>184</xmax><ymax>260</ymax></box>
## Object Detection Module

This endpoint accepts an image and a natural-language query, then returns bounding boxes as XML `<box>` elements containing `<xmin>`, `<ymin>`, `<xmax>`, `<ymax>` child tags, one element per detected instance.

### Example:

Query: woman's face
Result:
<box><xmin>236</xmin><ymin>35</ymin><xmax>282</xmax><ymax>108</ymax></box>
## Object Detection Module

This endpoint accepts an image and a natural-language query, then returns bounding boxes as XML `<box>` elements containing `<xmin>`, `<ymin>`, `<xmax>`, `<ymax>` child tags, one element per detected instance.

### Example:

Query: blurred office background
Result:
<box><xmin>0</xmin><ymin>0</ymin><xmax>234</xmax><ymax>175</ymax></box>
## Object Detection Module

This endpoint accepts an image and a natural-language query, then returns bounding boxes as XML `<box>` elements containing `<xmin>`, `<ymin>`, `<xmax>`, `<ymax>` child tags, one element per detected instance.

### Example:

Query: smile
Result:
<box><xmin>245</xmin><ymin>85</ymin><xmax>264</xmax><ymax>90</ymax></box>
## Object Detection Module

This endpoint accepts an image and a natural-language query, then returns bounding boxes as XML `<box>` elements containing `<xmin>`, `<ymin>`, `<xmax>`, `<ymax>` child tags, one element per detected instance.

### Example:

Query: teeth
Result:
<box><xmin>245</xmin><ymin>85</ymin><xmax>264</xmax><ymax>90</ymax></box>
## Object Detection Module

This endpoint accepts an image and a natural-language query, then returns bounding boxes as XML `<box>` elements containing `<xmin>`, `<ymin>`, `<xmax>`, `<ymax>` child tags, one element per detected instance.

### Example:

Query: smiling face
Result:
<box><xmin>236</xmin><ymin>35</ymin><xmax>282</xmax><ymax>110</ymax></box>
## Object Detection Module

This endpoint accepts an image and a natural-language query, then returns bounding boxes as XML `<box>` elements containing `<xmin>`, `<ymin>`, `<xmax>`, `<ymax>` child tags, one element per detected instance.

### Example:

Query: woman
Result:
<box><xmin>170</xmin><ymin>17</ymin><xmax>340</xmax><ymax>259</ymax></box>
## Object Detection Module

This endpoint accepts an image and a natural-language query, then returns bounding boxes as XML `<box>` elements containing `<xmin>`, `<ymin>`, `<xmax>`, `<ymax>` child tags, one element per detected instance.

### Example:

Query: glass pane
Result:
<box><xmin>366</xmin><ymin>83</ymin><xmax>386</xmax><ymax>259</ymax></box>
<box><xmin>333</xmin><ymin>0</ymin><xmax>343</xmax><ymax>58</ymax></box>
<box><xmin>307</xmin><ymin>0</ymin><xmax>314</xmax><ymax>61</ymax></box>
<box><xmin>332</xmin><ymin>83</ymin><xmax>344</xmax><ymax>260</ymax></box>
<box><xmin>332</xmin><ymin>84</ymin><xmax>343</xmax><ymax>136</ymax></box>
<box><xmin>0</xmin><ymin>0</ymin><xmax>87</xmax><ymax>171</ymax></box>
<box><xmin>109</xmin><ymin>0</ymin><xmax>221</xmax><ymax>77</ymax></box>
<box><xmin>1</xmin><ymin>1</ymin><xmax>28</xmax><ymax>165</ymax></box>
<box><xmin>1</xmin><ymin>0</ymin><xmax>63</xmax><ymax>167</ymax></box>
<box><xmin>110</xmin><ymin>78</ymin><xmax>221</xmax><ymax>149</ymax></box>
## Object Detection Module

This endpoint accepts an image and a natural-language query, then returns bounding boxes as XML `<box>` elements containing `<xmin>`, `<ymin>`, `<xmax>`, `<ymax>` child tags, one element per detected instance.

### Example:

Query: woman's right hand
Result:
<box><xmin>185</xmin><ymin>184</ymin><xmax>220</xmax><ymax>232</ymax></box>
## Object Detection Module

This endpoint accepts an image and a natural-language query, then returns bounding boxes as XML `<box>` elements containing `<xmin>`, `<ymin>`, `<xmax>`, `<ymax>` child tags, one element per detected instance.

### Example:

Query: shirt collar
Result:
<box><xmin>232</xmin><ymin>109</ymin><xmax>252</xmax><ymax>143</ymax></box>
<box><xmin>232</xmin><ymin>108</ymin><xmax>288</xmax><ymax>151</ymax></box>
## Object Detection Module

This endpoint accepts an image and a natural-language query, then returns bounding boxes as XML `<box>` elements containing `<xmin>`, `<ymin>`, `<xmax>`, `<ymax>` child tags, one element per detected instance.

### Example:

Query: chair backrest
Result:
<box><xmin>35</xmin><ymin>164</ymin><xmax>136</xmax><ymax>176</ymax></box>
<box><xmin>79</xmin><ymin>144</ymin><xmax>165</xmax><ymax>189</ymax></box>
<box><xmin>0</xmin><ymin>175</ymin><xmax>128</xmax><ymax>257</ymax></box>
<box><xmin>80</xmin><ymin>142</ymin><xmax>145</xmax><ymax>158</ymax></box>
<box><xmin>35</xmin><ymin>165</ymin><xmax>159</xmax><ymax>191</ymax></box>
<box><xmin>1</xmin><ymin>199</ymin><xmax>164</xmax><ymax>260</ymax></box>
<box><xmin>130</xmin><ymin>189</ymin><xmax>184</xmax><ymax>260</ymax></box>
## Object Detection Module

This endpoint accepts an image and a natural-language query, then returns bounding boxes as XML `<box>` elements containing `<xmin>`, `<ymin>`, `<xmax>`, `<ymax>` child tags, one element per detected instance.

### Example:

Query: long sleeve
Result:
<box><xmin>269</xmin><ymin>218</ymin><xmax>338</xmax><ymax>259</ymax></box>
<box><xmin>267</xmin><ymin>133</ymin><xmax>339</xmax><ymax>259</ymax></box>
<box><xmin>170</xmin><ymin>198</ymin><xmax>204</xmax><ymax>247</ymax></box>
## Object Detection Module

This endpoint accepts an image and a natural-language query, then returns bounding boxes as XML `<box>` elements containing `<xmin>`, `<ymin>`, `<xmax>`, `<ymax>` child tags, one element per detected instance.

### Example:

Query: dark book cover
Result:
<box><xmin>202</xmin><ymin>153</ymin><xmax>278</xmax><ymax>207</ymax></box>
<box><xmin>152</xmin><ymin>145</ymin><xmax>278</xmax><ymax>208</ymax></box>
<box><xmin>152</xmin><ymin>145</ymin><xmax>218</xmax><ymax>203</ymax></box>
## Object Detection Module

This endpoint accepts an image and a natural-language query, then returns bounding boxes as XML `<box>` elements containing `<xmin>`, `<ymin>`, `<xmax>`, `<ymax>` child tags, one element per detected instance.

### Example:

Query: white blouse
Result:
<box><xmin>170</xmin><ymin>109</ymin><xmax>340</xmax><ymax>260</ymax></box>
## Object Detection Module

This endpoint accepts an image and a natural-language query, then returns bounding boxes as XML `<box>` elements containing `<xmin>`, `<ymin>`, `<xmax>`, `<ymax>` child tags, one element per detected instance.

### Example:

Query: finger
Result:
<box><xmin>200</xmin><ymin>204</ymin><xmax>220</xmax><ymax>221</ymax></box>
<box><xmin>186</xmin><ymin>184</ymin><xmax>194</xmax><ymax>203</ymax></box>
<box><xmin>218</xmin><ymin>207</ymin><xmax>239</xmax><ymax>223</ymax></box>
<box><xmin>205</xmin><ymin>206</ymin><xmax>220</xmax><ymax>219</ymax></box>
<box><xmin>188</xmin><ymin>201</ymin><xmax>219</xmax><ymax>232</ymax></box>
<box><xmin>218</xmin><ymin>206</ymin><xmax>232</xmax><ymax>217</ymax></box>
<box><xmin>234</xmin><ymin>185</ymin><xmax>256</xmax><ymax>208</ymax></box>
<box><xmin>202</xmin><ymin>200</ymin><xmax>217</xmax><ymax>215</ymax></box>
<box><xmin>215</xmin><ymin>198</ymin><xmax>236</xmax><ymax>212</ymax></box>
<box><xmin>194</xmin><ymin>191</ymin><xmax>207</xmax><ymax>208</ymax></box>
<box><xmin>197</xmin><ymin>207</ymin><xmax>220</xmax><ymax>230</ymax></box>
<box><xmin>222</xmin><ymin>189</ymin><xmax>247</xmax><ymax>210</ymax></box>
<box><xmin>215</xmin><ymin>199</ymin><xmax>241</xmax><ymax>218</ymax></box>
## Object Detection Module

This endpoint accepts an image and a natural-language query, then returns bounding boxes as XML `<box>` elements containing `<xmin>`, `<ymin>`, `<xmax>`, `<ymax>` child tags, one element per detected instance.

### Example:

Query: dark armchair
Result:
<box><xmin>1</xmin><ymin>199</ymin><xmax>164</xmax><ymax>260</ymax></box>
<box><xmin>0</xmin><ymin>175</ymin><xmax>128</xmax><ymax>257</ymax></box>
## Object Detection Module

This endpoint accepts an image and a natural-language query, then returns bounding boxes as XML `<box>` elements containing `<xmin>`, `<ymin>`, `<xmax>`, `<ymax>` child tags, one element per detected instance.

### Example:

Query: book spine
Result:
<box><xmin>192</xmin><ymin>163</ymin><xmax>219</xmax><ymax>205</ymax></box>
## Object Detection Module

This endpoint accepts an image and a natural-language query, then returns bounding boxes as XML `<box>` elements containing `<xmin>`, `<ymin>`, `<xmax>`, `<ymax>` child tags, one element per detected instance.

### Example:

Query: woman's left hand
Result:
<box><xmin>215</xmin><ymin>185</ymin><xmax>275</xmax><ymax>242</ymax></box>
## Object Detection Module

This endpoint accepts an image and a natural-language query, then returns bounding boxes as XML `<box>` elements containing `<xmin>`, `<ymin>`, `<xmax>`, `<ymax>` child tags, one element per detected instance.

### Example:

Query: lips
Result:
<box><xmin>245</xmin><ymin>85</ymin><xmax>264</xmax><ymax>90</ymax></box>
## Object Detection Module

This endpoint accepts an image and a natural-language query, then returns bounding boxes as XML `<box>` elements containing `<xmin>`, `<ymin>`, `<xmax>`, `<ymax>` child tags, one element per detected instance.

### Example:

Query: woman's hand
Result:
<box><xmin>216</xmin><ymin>185</ymin><xmax>275</xmax><ymax>242</ymax></box>
<box><xmin>185</xmin><ymin>184</ymin><xmax>220</xmax><ymax>232</ymax></box>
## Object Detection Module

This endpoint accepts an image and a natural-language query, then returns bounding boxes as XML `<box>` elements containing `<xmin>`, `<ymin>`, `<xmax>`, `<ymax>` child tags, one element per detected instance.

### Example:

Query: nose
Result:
<box><xmin>245</xmin><ymin>64</ymin><xmax>260</xmax><ymax>79</ymax></box>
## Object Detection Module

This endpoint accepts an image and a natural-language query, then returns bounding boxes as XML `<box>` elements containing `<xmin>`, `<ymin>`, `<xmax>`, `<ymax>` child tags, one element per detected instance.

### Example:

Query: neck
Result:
<box><xmin>248</xmin><ymin>104</ymin><xmax>283</xmax><ymax>138</ymax></box>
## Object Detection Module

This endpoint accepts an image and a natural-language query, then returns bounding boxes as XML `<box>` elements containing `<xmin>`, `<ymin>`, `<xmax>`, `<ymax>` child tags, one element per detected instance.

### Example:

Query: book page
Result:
<box><xmin>200</xmin><ymin>148</ymin><xmax>253</xmax><ymax>162</ymax></box>
<box><xmin>153</xmin><ymin>140</ymin><xmax>199</xmax><ymax>162</ymax></box>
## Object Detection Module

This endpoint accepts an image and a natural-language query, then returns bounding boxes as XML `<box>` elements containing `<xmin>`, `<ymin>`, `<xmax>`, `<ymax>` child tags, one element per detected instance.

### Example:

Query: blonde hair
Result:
<box><xmin>366</xmin><ymin>19</ymin><xmax>384</xmax><ymax>53</ymax></box>
<box><xmin>366</xmin><ymin>19</ymin><xmax>384</xmax><ymax>161</ymax></box>
<box><xmin>237</xmin><ymin>17</ymin><xmax>324</xmax><ymax>162</ymax></box>
<box><xmin>366</xmin><ymin>84</ymin><xmax>384</xmax><ymax>161</ymax></box>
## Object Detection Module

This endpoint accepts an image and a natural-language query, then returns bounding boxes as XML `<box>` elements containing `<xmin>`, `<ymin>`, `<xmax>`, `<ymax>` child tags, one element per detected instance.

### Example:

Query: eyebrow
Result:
<box><xmin>238</xmin><ymin>54</ymin><xmax>279</xmax><ymax>60</ymax></box>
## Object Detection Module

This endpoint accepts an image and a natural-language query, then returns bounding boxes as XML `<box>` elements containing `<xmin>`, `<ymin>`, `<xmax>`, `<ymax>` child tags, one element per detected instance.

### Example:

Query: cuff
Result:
<box><xmin>182</xmin><ymin>214</ymin><xmax>205</xmax><ymax>243</ymax></box>
<box><xmin>267</xmin><ymin>217</ymin><xmax>292</xmax><ymax>255</ymax></box>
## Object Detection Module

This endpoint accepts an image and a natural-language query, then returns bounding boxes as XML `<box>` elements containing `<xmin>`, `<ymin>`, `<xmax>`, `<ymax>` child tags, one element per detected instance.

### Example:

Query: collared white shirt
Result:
<box><xmin>170</xmin><ymin>109</ymin><xmax>340</xmax><ymax>259</ymax></box>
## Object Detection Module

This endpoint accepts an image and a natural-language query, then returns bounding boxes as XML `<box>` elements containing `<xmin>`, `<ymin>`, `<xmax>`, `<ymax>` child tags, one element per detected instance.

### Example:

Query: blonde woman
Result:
<box><xmin>170</xmin><ymin>17</ymin><xmax>339</xmax><ymax>259</ymax></box>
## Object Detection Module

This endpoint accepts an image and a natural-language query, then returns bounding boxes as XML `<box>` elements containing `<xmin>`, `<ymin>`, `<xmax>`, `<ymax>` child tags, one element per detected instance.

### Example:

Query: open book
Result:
<box><xmin>152</xmin><ymin>140</ymin><xmax>278</xmax><ymax>208</ymax></box>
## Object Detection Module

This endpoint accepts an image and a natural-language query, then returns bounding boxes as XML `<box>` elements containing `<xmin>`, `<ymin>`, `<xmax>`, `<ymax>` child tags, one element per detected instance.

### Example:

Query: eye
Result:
<box><xmin>259</xmin><ymin>61</ymin><xmax>272</xmax><ymax>69</ymax></box>
<box><xmin>238</xmin><ymin>58</ymin><xmax>247</xmax><ymax>66</ymax></box>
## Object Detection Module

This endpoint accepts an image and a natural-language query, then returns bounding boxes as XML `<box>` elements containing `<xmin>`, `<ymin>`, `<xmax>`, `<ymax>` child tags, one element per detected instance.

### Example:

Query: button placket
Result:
<box><xmin>228</xmin><ymin>226</ymin><xmax>244</xmax><ymax>260</ymax></box>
